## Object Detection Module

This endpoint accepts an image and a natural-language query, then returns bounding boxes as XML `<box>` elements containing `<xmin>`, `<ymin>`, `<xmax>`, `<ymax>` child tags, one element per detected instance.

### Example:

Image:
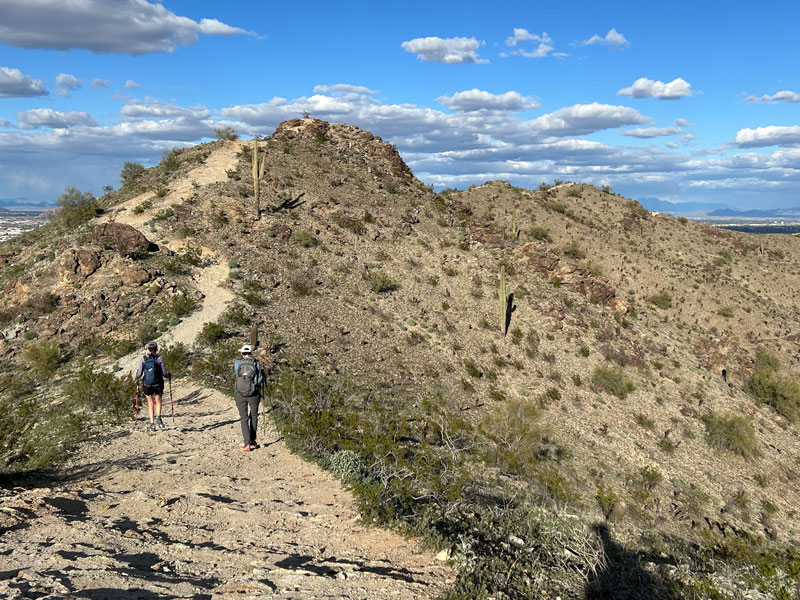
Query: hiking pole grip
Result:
<box><xmin>134</xmin><ymin>385</ymin><xmax>140</xmax><ymax>422</ymax></box>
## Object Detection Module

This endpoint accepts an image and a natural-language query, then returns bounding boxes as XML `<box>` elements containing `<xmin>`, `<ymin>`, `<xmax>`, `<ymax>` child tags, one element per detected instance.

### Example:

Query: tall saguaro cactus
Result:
<box><xmin>499</xmin><ymin>265</ymin><xmax>507</xmax><ymax>335</ymax></box>
<box><xmin>252</xmin><ymin>137</ymin><xmax>267</xmax><ymax>219</ymax></box>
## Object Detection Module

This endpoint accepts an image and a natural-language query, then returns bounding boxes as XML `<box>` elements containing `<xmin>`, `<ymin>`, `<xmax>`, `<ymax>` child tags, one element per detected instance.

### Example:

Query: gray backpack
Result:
<box><xmin>236</xmin><ymin>358</ymin><xmax>258</xmax><ymax>396</ymax></box>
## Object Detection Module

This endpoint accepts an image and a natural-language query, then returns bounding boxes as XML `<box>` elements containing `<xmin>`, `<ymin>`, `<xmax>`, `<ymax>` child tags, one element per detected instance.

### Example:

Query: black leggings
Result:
<box><xmin>234</xmin><ymin>393</ymin><xmax>260</xmax><ymax>445</ymax></box>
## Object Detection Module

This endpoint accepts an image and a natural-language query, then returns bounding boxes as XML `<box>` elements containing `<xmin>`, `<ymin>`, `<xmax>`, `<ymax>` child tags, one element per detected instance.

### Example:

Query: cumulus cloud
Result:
<box><xmin>55</xmin><ymin>73</ymin><xmax>82</xmax><ymax>97</ymax></box>
<box><xmin>121</xmin><ymin>98</ymin><xmax>210</xmax><ymax>119</ymax></box>
<box><xmin>528</xmin><ymin>103</ymin><xmax>649</xmax><ymax>136</ymax></box>
<box><xmin>735</xmin><ymin>126</ymin><xmax>800</xmax><ymax>148</ymax></box>
<box><xmin>619</xmin><ymin>119</ymin><xmax>691</xmax><ymax>139</ymax></box>
<box><xmin>0</xmin><ymin>0</ymin><xmax>251</xmax><ymax>55</ymax></box>
<box><xmin>502</xmin><ymin>28</ymin><xmax>554</xmax><ymax>58</ymax></box>
<box><xmin>0</xmin><ymin>66</ymin><xmax>47</xmax><ymax>97</ymax></box>
<box><xmin>745</xmin><ymin>90</ymin><xmax>800</xmax><ymax>104</ymax></box>
<box><xmin>313</xmin><ymin>84</ymin><xmax>377</xmax><ymax>95</ymax></box>
<box><xmin>0</xmin><ymin>119</ymin><xmax>11</xmax><ymax>127</ymax></box>
<box><xmin>581</xmin><ymin>28</ymin><xmax>629</xmax><ymax>49</ymax></box>
<box><xmin>91</xmin><ymin>78</ymin><xmax>109</xmax><ymax>90</ymax></box>
<box><xmin>437</xmin><ymin>89</ymin><xmax>539</xmax><ymax>112</ymax></box>
<box><xmin>124</xmin><ymin>80</ymin><xmax>141</xmax><ymax>89</ymax></box>
<box><xmin>401</xmin><ymin>36</ymin><xmax>487</xmax><ymax>64</ymax></box>
<box><xmin>17</xmin><ymin>108</ymin><xmax>97</xmax><ymax>130</ymax></box>
<box><xmin>617</xmin><ymin>77</ymin><xmax>693</xmax><ymax>100</ymax></box>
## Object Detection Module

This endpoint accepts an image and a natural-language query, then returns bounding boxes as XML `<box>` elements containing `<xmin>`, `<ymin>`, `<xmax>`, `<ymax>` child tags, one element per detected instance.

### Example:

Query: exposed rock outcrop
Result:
<box><xmin>92</xmin><ymin>223</ymin><xmax>153</xmax><ymax>257</ymax></box>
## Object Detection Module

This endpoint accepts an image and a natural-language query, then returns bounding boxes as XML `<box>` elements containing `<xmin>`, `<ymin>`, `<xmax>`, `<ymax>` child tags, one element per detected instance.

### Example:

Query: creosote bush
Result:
<box><xmin>648</xmin><ymin>291</ymin><xmax>673</xmax><ymax>309</ymax></box>
<box><xmin>68</xmin><ymin>367</ymin><xmax>136</xmax><ymax>420</ymax></box>
<box><xmin>57</xmin><ymin>186</ymin><xmax>98</xmax><ymax>227</ymax></box>
<box><xmin>367</xmin><ymin>271</ymin><xmax>398</xmax><ymax>294</ymax></box>
<box><xmin>591</xmin><ymin>365</ymin><xmax>635</xmax><ymax>399</ymax></box>
<box><xmin>702</xmin><ymin>412</ymin><xmax>761</xmax><ymax>460</ymax></box>
<box><xmin>747</xmin><ymin>348</ymin><xmax>800</xmax><ymax>421</ymax></box>
<box><xmin>120</xmin><ymin>161</ymin><xmax>145</xmax><ymax>186</ymax></box>
<box><xmin>23</xmin><ymin>340</ymin><xmax>63</xmax><ymax>377</ymax></box>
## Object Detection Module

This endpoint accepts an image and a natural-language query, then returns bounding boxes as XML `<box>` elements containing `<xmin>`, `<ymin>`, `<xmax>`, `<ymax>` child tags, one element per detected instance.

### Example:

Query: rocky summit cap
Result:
<box><xmin>146</xmin><ymin>341</ymin><xmax>158</xmax><ymax>350</ymax></box>
<box><xmin>240</xmin><ymin>344</ymin><xmax>252</xmax><ymax>354</ymax></box>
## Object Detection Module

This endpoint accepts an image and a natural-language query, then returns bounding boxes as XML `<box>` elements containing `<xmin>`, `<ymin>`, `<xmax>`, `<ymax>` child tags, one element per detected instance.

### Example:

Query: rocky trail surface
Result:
<box><xmin>0</xmin><ymin>384</ymin><xmax>452</xmax><ymax>599</ymax></box>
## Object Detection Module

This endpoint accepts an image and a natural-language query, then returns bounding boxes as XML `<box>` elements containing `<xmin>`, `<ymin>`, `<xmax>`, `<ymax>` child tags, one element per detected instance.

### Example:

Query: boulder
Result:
<box><xmin>92</xmin><ymin>223</ymin><xmax>153</xmax><ymax>257</ymax></box>
<box><xmin>118</xmin><ymin>262</ymin><xmax>151</xmax><ymax>287</ymax></box>
<box><xmin>75</xmin><ymin>249</ymin><xmax>101</xmax><ymax>276</ymax></box>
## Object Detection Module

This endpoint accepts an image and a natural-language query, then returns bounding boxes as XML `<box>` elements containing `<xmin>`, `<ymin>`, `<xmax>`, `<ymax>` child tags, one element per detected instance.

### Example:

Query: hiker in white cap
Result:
<box><xmin>233</xmin><ymin>344</ymin><xmax>264</xmax><ymax>451</ymax></box>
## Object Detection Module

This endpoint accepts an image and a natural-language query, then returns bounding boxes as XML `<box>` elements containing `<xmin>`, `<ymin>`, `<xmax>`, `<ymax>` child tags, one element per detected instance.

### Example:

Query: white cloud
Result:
<box><xmin>124</xmin><ymin>80</ymin><xmax>141</xmax><ymax>89</ymax></box>
<box><xmin>619</xmin><ymin>126</ymin><xmax>683</xmax><ymax>139</ymax></box>
<box><xmin>502</xmin><ymin>28</ymin><xmax>554</xmax><ymax>58</ymax></box>
<box><xmin>735</xmin><ymin>126</ymin><xmax>800</xmax><ymax>148</ymax></box>
<box><xmin>437</xmin><ymin>89</ymin><xmax>539</xmax><ymax>112</ymax></box>
<box><xmin>0</xmin><ymin>119</ymin><xmax>10</xmax><ymax>127</ymax></box>
<box><xmin>581</xmin><ymin>28</ymin><xmax>629</xmax><ymax>49</ymax></box>
<box><xmin>745</xmin><ymin>90</ymin><xmax>800</xmax><ymax>104</ymax></box>
<box><xmin>0</xmin><ymin>66</ymin><xmax>47</xmax><ymax>97</ymax></box>
<box><xmin>121</xmin><ymin>98</ymin><xmax>210</xmax><ymax>119</ymax></box>
<box><xmin>401</xmin><ymin>36</ymin><xmax>488</xmax><ymax>64</ymax></box>
<box><xmin>0</xmin><ymin>0</ymin><xmax>251</xmax><ymax>55</ymax></box>
<box><xmin>55</xmin><ymin>73</ymin><xmax>82</xmax><ymax>97</ymax></box>
<box><xmin>91</xmin><ymin>78</ymin><xmax>110</xmax><ymax>90</ymax></box>
<box><xmin>313</xmin><ymin>84</ymin><xmax>377</xmax><ymax>95</ymax></box>
<box><xmin>528</xmin><ymin>102</ymin><xmax>649</xmax><ymax>136</ymax></box>
<box><xmin>617</xmin><ymin>77</ymin><xmax>693</xmax><ymax>100</ymax></box>
<box><xmin>17</xmin><ymin>108</ymin><xmax>97</xmax><ymax>130</ymax></box>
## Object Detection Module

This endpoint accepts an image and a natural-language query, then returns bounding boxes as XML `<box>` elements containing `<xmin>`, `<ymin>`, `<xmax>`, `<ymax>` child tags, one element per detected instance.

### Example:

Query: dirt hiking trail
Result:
<box><xmin>0</xmin><ymin>384</ymin><xmax>452</xmax><ymax>599</ymax></box>
<box><xmin>1</xmin><ymin>153</ymin><xmax>452</xmax><ymax>598</ymax></box>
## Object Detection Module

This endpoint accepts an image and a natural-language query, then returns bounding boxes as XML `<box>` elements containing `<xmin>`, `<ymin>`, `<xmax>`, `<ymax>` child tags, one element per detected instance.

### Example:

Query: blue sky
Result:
<box><xmin>1</xmin><ymin>0</ymin><xmax>799</xmax><ymax>209</ymax></box>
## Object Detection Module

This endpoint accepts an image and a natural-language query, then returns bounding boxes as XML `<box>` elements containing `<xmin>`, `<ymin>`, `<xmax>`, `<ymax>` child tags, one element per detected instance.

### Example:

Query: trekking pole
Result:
<box><xmin>169</xmin><ymin>377</ymin><xmax>175</xmax><ymax>424</ymax></box>
<box><xmin>133</xmin><ymin>384</ymin><xmax>140</xmax><ymax>422</ymax></box>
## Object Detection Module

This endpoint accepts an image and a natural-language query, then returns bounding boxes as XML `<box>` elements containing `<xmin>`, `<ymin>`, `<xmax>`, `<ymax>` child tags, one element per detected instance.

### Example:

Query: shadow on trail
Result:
<box><xmin>585</xmin><ymin>524</ymin><xmax>679</xmax><ymax>600</ymax></box>
<box><xmin>274</xmin><ymin>554</ymin><xmax>417</xmax><ymax>583</ymax></box>
<box><xmin>181</xmin><ymin>417</ymin><xmax>237</xmax><ymax>433</ymax></box>
<box><xmin>57</xmin><ymin>449</ymin><xmax>190</xmax><ymax>483</ymax></box>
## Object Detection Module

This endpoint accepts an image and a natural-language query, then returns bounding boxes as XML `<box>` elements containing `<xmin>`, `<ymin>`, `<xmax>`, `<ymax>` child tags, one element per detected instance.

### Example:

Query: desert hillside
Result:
<box><xmin>2</xmin><ymin>118</ymin><xmax>800</xmax><ymax>599</ymax></box>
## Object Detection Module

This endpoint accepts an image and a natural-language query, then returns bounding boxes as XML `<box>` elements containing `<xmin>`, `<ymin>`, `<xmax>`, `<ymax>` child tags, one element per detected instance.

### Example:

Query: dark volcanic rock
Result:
<box><xmin>92</xmin><ymin>223</ymin><xmax>153</xmax><ymax>257</ymax></box>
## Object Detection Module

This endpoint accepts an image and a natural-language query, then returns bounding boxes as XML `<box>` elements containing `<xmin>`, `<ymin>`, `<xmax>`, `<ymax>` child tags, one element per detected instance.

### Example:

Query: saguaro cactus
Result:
<box><xmin>499</xmin><ymin>265</ymin><xmax>507</xmax><ymax>335</ymax></box>
<box><xmin>252</xmin><ymin>137</ymin><xmax>267</xmax><ymax>219</ymax></box>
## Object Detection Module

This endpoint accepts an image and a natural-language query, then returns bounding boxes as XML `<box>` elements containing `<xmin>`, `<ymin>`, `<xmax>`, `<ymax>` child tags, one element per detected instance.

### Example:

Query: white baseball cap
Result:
<box><xmin>240</xmin><ymin>344</ymin><xmax>252</xmax><ymax>353</ymax></box>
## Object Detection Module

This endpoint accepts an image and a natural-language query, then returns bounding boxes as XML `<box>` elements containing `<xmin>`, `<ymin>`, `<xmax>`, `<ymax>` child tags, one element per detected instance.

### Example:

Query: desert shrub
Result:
<box><xmin>703</xmin><ymin>412</ymin><xmax>761</xmax><ymax>460</ymax></box>
<box><xmin>566</xmin><ymin>186</ymin><xmax>582</xmax><ymax>198</ymax></box>
<box><xmin>327</xmin><ymin>449</ymin><xmax>365</xmax><ymax>484</ymax></box>
<box><xmin>69</xmin><ymin>367</ymin><xmax>136</xmax><ymax>419</ymax></box>
<box><xmin>197</xmin><ymin>322</ymin><xmax>228</xmax><ymax>346</ymax></box>
<box><xmin>57</xmin><ymin>186</ymin><xmax>98</xmax><ymax>227</ymax></box>
<box><xmin>635</xmin><ymin>413</ymin><xmax>655</xmax><ymax>430</ymax></box>
<box><xmin>160</xmin><ymin>342</ymin><xmax>189</xmax><ymax>378</ymax></box>
<box><xmin>291</xmin><ymin>229</ymin><xmax>317</xmax><ymax>247</ymax></box>
<box><xmin>562</xmin><ymin>242</ymin><xmax>585</xmax><ymax>260</ymax></box>
<box><xmin>464</xmin><ymin>359</ymin><xmax>482</xmax><ymax>378</ymax></box>
<box><xmin>529</xmin><ymin>227</ymin><xmax>550</xmax><ymax>242</ymax></box>
<box><xmin>120</xmin><ymin>162</ymin><xmax>145</xmax><ymax>186</ymax></box>
<box><xmin>132</xmin><ymin>198</ymin><xmax>153</xmax><ymax>214</ymax></box>
<box><xmin>550</xmin><ymin>202</ymin><xmax>567</xmax><ymax>214</ymax></box>
<box><xmin>168</xmin><ymin>294</ymin><xmax>199</xmax><ymax>318</ymax></box>
<box><xmin>747</xmin><ymin>349</ymin><xmax>800</xmax><ymax>421</ymax></box>
<box><xmin>161</xmin><ymin>148</ymin><xmax>180</xmax><ymax>172</ymax></box>
<box><xmin>214</xmin><ymin>126</ymin><xmax>238</xmax><ymax>141</ymax></box>
<box><xmin>591</xmin><ymin>366</ymin><xmax>635</xmax><ymax>399</ymax></box>
<box><xmin>136</xmin><ymin>322</ymin><xmax>158</xmax><ymax>346</ymax></box>
<box><xmin>111</xmin><ymin>337</ymin><xmax>137</xmax><ymax>358</ymax></box>
<box><xmin>715</xmin><ymin>249</ymin><xmax>734</xmax><ymax>266</ymax></box>
<box><xmin>222</xmin><ymin>304</ymin><xmax>249</xmax><ymax>327</ymax></box>
<box><xmin>718</xmin><ymin>306</ymin><xmax>734</xmax><ymax>318</ymax></box>
<box><xmin>482</xmin><ymin>398</ymin><xmax>565</xmax><ymax>478</ymax></box>
<box><xmin>647</xmin><ymin>291</ymin><xmax>673</xmax><ymax>309</ymax></box>
<box><xmin>23</xmin><ymin>330</ymin><xmax>38</xmax><ymax>341</ymax></box>
<box><xmin>28</xmin><ymin>292</ymin><xmax>59</xmax><ymax>316</ymax></box>
<box><xmin>23</xmin><ymin>340</ymin><xmax>63</xmax><ymax>377</ymax></box>
<box><xmin>334</xmin><ymin>212</ymin><xmax>366</xmax><ymax>235</ymax></box>
<box><xmin>367</xmin><ymin>271</ymin><xmax>398</xmax><ymax>294</ymax></box>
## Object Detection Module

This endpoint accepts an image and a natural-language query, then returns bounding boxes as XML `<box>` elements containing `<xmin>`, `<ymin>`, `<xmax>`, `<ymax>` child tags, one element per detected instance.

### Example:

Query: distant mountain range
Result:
<box><xmin>638</xmin><ymin>197</ymin><xmax>800</xmax><ymax>220</ymax></box>
<box><xmin>0</xmin><ymin>198</ymin><xmax>55</xmax><ymax>213</ymax></box>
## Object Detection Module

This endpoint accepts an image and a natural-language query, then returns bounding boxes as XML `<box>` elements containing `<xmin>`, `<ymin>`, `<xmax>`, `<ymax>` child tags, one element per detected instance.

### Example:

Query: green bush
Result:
<box><xmin>120</xmin><ymin>162</ymin><xmax>145</xmax><ymax>186</ymax></box>
<box><xmin>368</xmin><ymin>271</ymin><xmax>398</xmax><ymax>294</ymax></box>
<box><xmin>136</xmin><ymin>322</ymin><xmax>158</xmax><ymax>346</ymax></box>
<box><xmin>169</xmin><ymin>294</ymin><xmax>199</xmax><ymax>318</ymax></box>
<box><xmin>334</xmin><ymin>212</ymin><xmax>366</xmax><ymax>235</ymax></box>
<box><xmin>197</xmin><ymin>322</ymin><xmax>228</xmax><ymax>346</ymax></box>
<box><xmin>69</xmin><ymin>367</ymin><xmax>136</xmax><ymax>420</ymax></box>
<box><xmin>57</xmin><ymin>186</ymin><xmax>98</xmax><ymax>227</ymax></box>
<box><xmin>529</xmin><ymin>227</ymin><xmax>550</xmax><ymax>242</ymax></box>
<box><xmin>647</xmin><ymin>291</ymin><xmax>673</xmax><ymax>309</ymax></box>
<box><xmin>291</xmin><ymin>229</ymin><xmax>317</xmax><ymax>247</ymax></box>
<box><xmin>160</xmin><ymin>342</ymin><xmax>190</xmax><ymax>378</ymax></box>
<box><xmin>132</xmin><ymin>198</ymin><xmax>153</xmax><ymax>214</ymax></box>
<box><xmin>591</xmin><ymin>366</ymin><xmax>635</xmax><ymax>399</ymax></box>
<box><xmin>562</xmin><ymin>242</ymin><xmax>585</xmax><ymax>260</ymax></box>
<box><xmin>161</xmin><ymin>148</ymin><xmax>180</xmax><ymax>172</ymax></box>
<box><xmin>214</xmin><ymin>126</ymin><xmax>238</xmax><ymax>141</ymax></box>
<box><xmin>703</xmin><ymin>412</ymin><xmax>761</xmax><ymax>460</ymax></box>
<box><xmin>747</xmin><ymin>349</ymin><xmax>800</xmax><ymax>421</ymax></box>
<box><xmin>23</xmin><ymin>340</ymin><xmax>63</xmax><ymax>377</ymax></box>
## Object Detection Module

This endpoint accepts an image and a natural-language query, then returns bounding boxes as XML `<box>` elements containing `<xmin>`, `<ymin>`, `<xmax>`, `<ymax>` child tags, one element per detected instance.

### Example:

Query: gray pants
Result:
<box><xmin>234</xmin><ymin>392</ymin><xmax>260</xmax><ymax>445</ymax></box>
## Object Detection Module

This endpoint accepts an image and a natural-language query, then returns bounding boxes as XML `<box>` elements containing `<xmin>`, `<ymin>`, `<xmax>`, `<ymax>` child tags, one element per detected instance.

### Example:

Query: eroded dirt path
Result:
<box><xmin>0</xmin><ymin>384</ymin><xmax>452</xmax><ymax>599</ymax></box>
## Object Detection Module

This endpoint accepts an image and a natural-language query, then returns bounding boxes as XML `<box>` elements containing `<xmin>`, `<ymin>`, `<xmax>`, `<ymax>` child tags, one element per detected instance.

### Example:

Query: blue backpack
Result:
<box><xmin>142</xmin><ymin>355</ymin><xmax>163</xmax><ymax>387</ymax></box>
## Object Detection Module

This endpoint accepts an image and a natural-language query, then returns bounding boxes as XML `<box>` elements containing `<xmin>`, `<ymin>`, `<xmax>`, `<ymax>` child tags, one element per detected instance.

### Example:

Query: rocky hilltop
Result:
<box><xmin>1</xmin><ymin>118</ymin><xmax>799</xmax><ymax>599</ymax></box>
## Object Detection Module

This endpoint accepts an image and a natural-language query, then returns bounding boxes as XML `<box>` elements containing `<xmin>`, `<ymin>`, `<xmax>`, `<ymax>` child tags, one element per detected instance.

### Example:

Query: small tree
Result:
<box><xmin>57</xmin><ymin>186</ymin><xmax>97</xmax><ymax>227</ymax></box>
<box><xmin>120</xmin><ymin>162</ymin><xmax>145</xmax><ymax>186</ymax></box>
<box><xmin>214</xmin><ymin>126</ymin><xmax>238</xmax><ymax>141</ymax></box>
